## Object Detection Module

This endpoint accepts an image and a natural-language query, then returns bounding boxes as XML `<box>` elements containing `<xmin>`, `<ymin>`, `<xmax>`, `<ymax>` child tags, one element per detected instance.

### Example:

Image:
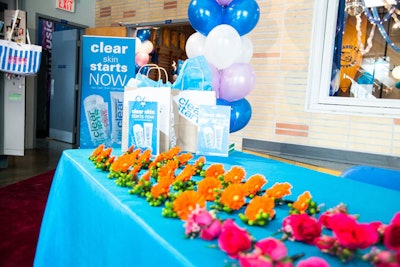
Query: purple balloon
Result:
<box><xmin>216</xmin><ymin>0</ymin><xmax>232</xmax><ymax>6</ymax></box>
<box><xmin>209</xmin><ymin>63</ymin><xmax>221</xmax><ymax>98</ymax></box>
<box><xmin>219</xmin><ymin>63</ymin><xmax>256</xmax><ymax>101</ymax></box>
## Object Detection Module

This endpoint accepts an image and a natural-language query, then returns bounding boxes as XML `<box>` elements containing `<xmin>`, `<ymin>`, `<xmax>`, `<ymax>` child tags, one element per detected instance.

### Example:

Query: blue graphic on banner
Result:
<box><xmin>128</xmin><ymin>100</ymin><xmax>159</xmax><ymax>155</ymax></box>
<box><xmin>80</xmin><ymin>36</ymin><xmax>136</xmax><ymax>148</ymax></box>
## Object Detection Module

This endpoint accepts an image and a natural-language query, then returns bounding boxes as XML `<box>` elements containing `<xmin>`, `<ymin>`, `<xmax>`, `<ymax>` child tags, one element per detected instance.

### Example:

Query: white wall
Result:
<box><xmin>22</xmin><ymin>0</ymin><xmax>95</xmax><ymax>42</ymax></box>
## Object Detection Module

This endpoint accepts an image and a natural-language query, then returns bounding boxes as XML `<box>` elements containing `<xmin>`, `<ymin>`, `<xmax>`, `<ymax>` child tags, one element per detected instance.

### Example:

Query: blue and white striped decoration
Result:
<box><xmin>0</xmin><ymin>40</ymin><xmax>42</xmax><ymax>76</ymax></box>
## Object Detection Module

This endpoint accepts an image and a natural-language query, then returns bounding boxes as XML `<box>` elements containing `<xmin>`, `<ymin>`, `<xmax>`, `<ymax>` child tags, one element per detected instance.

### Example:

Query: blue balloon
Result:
<box><xmin>135</xmin><ymin>64</ymin><xmax>149</xmax><ymax>75</ymax></box>
<box><xmin>188</xmin><ymin>0</ymin><xmax>224</xmax><ymax>36</ymax></box>
<box><xmin>223</xmin><ymin>0</ymin><xmax>260</xmax><ymax>36</ymax></box>
<box><xmin>217</xmin><ymin>98</ymin><xmax>252</xmax><ymax>133</ymax></box>
<box><xmin>137</xmin><ymin>29</ymin><xmax>151</xmax><ymax>41</ymax></box>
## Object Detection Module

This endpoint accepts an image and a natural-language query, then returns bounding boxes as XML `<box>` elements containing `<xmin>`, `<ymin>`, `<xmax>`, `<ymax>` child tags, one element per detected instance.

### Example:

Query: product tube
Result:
<box><xmin>133</xmin><ymin>124</ymin><xmax>144</xmax><ymax>147</ymax></box>
<box><xmin>143</xmin><ymin>122</ymin><xmax>153</xmax><ymax>148</ymax></box>
<box><xmin>202</xmin><ymin>127</ymin><xmax>214</xmax><ymax>148</ymax></box>
<box><xmin>110</xmin><ymin>91</ymin><xmax>124</xmax><ymax>144</ymax></box>
<box><xmin>214</xmin><ymin>124</ymin><xmax>224</xmax><ymax>150</ymax></box>
<box><xmin>83</xmin><ymin>95</ymin><xmax>110</xmax><ymax>146</ymax></box>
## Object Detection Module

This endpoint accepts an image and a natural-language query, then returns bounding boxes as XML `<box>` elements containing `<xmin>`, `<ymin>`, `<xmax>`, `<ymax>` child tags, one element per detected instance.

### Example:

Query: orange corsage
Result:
<box><xmin>243</xmin><ymin>174</ymin><xmax>267</xmax><ymax>197</ymax></box>
<box><xmin>172</xmin><ymin>191</ymin><xmax>206</xmax><ymax>220</ymax></box>
<box><xmin>215</xmin><ymin>183</ymin><xmax>247</xmax><ymax>213</ymax></box>
<box><xmin>264</xmin><ymin>182</ymin><xmax>292</xmax><ymax>200</ymax></box>
<box><xmin>205</xmin><ymin>163</ymin><xmax>225</xmax><ymax>179</ymax></box>
<box><xmin>222</xmin><ymin>166</ymin><xmax>246</xmax><ymax>186</ymax></box>
<box><xmin>176</xmin><ymin>153</ymin><xmax>194</xmax><ymax>166</ymax></box>
<box><xmin>173</xmin><ymin>165</ymin><xmax>197</xmax><ymax>191</ymax></box>
<box><xmin>240</xmin><ymin>196</ymin><xmax>276</xmax><ymax>226</ymax></box>
<box><xmin>197</xmin><ymin>177</ymin><xmax>223</xmax><ymax>201</ymax></box>
<box><xmin>288</xmin><ymin>191</ymin><xmax>319</xmax><ymax>215</ymax></box>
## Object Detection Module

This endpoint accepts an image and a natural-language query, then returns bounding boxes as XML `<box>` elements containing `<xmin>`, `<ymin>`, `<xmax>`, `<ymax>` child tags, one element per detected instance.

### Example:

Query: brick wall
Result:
<box><xmin>95</xmin><ymin>0</ymin><xmax>400</xmax><ymax>157</ymax></box>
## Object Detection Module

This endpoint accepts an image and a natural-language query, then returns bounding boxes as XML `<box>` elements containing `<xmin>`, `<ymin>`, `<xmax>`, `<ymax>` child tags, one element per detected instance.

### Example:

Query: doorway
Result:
<box><xmin>129</xmin><ymin>22</ymin><xmax>195</xmax><ymax>83</ymax></box>
<box><xmin>35</xmin><ymin>15</ymin><xmax>86</xmax><ymax>144</ymax></box>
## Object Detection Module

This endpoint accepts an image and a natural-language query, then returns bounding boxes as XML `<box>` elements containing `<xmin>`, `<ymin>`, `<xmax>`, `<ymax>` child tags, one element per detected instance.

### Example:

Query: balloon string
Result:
<box><xmin>356</xmin><ymin>14</ymin><xmax>376</xmax><ymax>55</ymax></box>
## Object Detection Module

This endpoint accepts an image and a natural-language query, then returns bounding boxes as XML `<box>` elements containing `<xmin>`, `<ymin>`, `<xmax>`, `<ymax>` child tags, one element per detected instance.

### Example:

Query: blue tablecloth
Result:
<box><xmin>34</xmin><ymin>149</ymin><xmax>400</xmax><ymax>267</ymax></box>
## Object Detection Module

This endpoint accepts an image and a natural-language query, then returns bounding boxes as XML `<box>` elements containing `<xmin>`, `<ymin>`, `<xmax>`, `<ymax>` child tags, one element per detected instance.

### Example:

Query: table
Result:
<box><xmin>34</xmin><ymin>149</ymin><xmax>400</xmax><ymax>267</ymax></box>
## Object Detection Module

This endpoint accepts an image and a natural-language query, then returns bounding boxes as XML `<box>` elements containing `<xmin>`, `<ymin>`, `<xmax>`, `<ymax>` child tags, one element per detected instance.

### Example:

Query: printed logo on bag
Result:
<box><xmin>115</xmin><ymin>99</ymin><xmax>124</xmax><ymax>127</ymax></box>
<box><xmin>177</xmin><ymin>96</ymin><xmax>199</xmax><ymax>124</ymax></box>
<box><xmin>8</xmin><ymin>56</ymin><xmax>27</xmax><ymax>65</ymax></box>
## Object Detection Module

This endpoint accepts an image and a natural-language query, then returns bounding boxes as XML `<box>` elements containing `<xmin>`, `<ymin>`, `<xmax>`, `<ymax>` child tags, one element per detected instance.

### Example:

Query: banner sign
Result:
<box><xmin>80</xmin><ymin>35</ymin><xmax>136</xmax><ymax>148</ymax></box>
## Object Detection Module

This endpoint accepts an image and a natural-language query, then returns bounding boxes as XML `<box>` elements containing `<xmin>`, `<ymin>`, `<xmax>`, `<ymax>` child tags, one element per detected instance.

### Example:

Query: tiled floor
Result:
<box><xmin>0</xmin><ymin>138</ymin><xmax>349</xmax><ymax>189</ymax></box>
<box><xmin>0</xmin><ymin>138</ymin><xmax>75</xmax><ymax>188</ymax></box>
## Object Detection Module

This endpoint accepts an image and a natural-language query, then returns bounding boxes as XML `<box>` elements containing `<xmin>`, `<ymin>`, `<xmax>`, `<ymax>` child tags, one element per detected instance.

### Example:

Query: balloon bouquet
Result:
<box><xmin>135</xmin><ymin>29</ymin><xmax>154</xmax><ymax>74</ymax></box>
<box><xmin>186</xmin><ymin>0</ymin><xmax>260</xmax><ymax>133</ymax></box>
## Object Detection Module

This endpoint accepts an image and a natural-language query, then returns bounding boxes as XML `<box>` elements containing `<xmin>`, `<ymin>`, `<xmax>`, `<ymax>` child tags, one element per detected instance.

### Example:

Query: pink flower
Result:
<box><xmin>329</xmin><ymin>213</ymin><xmax>379</xmax><ymax>249</ymax></box>
<box><xmin>254</xmin><ymin>237</ymin><xmax>288</xmax><ymax>261</ymax></box>
<box><xmin>320</xmin><ymin>212</ymin><xmax>357</xmax><ymax>230</ymax></box>
<box><xmin>218</xmin><ymin>219</ymin><xmax>252</xmax><ymax>259</ymax></box>
<box><xmin>315</xmin><ymin>235</ymin><xmax>337</xmax><ymax>252</ymax></box>
<box><xmin>282</xmin><ymin>214</ymin><xmax>321</xmax><ymax>244</ymax></box>
<box><xmin>296</xmin><ymin>256</ymin><xmax>330</xmax><ymax>267</ymax></box>
<box><xmin>363</xmin><ymin>248</ymin><xmax>400</xmax><ymax>267</ymax></box>
<box><xmin>384</xmin><ymin>212</ymin><xmax>400</xmax><ymax>251</ymax></box>
<box><xmin>200</xmin><ymin>219</ymin><xmax>222</xmax><ymax>240</ymax></box>
<box><xmin>275</xmin><ymin>260</ymin><xmax>294</xmax><ymax>267</ymax></box>
<box><xmin>318</xmin><ymin>203</ymin><xmax>349</xmax><ymax>229</ymax></box>
<box><xmin>238</xmin><ymin>252</ymin><xmax>274</xmax><ymax>267</ymax></box>
<box><xmin>184</xmin><ymin>206</ymin><xmax>221</xmax><ymax>240</ymax></box>
<box><xmin>192</xmin><ymin>209</ymin><xmax>213</xmax><ymax>227</ymax></box>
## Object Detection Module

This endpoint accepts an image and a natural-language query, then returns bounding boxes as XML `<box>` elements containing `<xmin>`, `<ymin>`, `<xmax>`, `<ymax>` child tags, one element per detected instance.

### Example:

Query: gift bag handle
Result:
<box><xmin>180</xmin><ymin>66</ymin><xmax>205</xmax><ymax>91</ymax></box>
<box><xmin>7</xmin><ymin>10</ymin><xmax>31</xmax><ymax>45</ymax></box>
<box><xmin>146</xmin><ymin>66</ymin><xmax>169</xmax><ymax>82</ymax></box>
<box><xmin>7</xmin><ymin>10</ymin><xmax>19</xmax><ymax>41</ymax></box>
<box><xmin>138</xmin><ymin>63</ymin><xmax>159</xmax><ymax>76</ymax></box>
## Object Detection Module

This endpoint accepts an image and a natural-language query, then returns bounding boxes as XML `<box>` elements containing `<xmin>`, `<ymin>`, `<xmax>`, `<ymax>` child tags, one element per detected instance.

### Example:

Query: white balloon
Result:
<box><xmin>204</xmin><ymin>24</ymin><xmax>241</xmax><ymax>70</ymax></box>
<box><xmin>135</xmin><ymin>38</ymin><xmax>142</xmax><ymax>54</ymax></box>
<box><xmin>185</xmin><ymin>32</ymin><xmax>206</xmax><ymax>58</ymax></box>
<box><xmin>236</xmin><ymin>36</ymin><xmax>253</xmax><ymax>63</ymax></box>
<box><xmin>140</xmin><ymin>40</ymin><xmax>154</xmax><ymax>54</ymax></box>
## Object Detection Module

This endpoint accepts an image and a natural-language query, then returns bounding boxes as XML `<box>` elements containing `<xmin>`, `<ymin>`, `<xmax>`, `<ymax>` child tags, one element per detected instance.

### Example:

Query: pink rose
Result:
<box><xmin>315</xmin><ymin>235</ymin><xmax>337</xmax><ymax>252</ymax></box>
<box><xmin>282</xmin><ymin>214</ymin><xmax>321</xmax><ymax>244</ymax></box>
<box><xmin>320</xmin><ymin>212</ymin><xmax>357</xmax><ymax>231</ymax></box>
<box><xmin>328</xmin><ymin>213</ymin><xmax>379</xmax><ymax>249</ymax></box>
<box><xmin>200</xmin><ymin>219</ymin><xmax>222</xmax><ymax>240</ymax></box>
<box><xmin>376</xmin><ymin>263</ymin><xmax>400</xmax><ymax>267</ymax></box>
<box><xmin>275</xmin><ymin>261</ymin><xmax>294</xmax><ymax>267</ymax></box>
<box><xmin>218</xmin><ymin>219</ymin><xmax>252</xmax><ymax>259</ymax></box>
<box><xmin>192</xmin><ymin>209</ymin><xmax>213</xmax><ymax>227</ymax></box>
<box><xmin>255</xmin><ymin>237</ymin><xmax>288</xmax><ymax>261</ymax></box>
<box><xmin>375</xmin><ymin>250</ymin><xmax>400</xmax><ymax>267</ymax></box>
<box><xmin>238</xmin><ymin>252</ymin><xmax>274</xmax><ymax>267</ymax></box>
<box><xmin>296</xmin><ymin>257</ymin><xmax>330</xmax><ymax>267</ymax></box>
<box><xmin>339</xmin><ymin>223</ymin><xmax>378</xmax><ymax>249</ymax></box>
<box><xmin>384</xmin><ymin>212</ymin><xmax>400</xmax><ymax>251</ymax></box>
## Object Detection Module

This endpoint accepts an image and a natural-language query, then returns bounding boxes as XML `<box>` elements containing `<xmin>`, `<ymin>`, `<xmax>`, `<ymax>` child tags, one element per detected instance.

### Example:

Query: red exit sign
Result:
<box><xmin>56</xmin><ymin>0</ymin><xmax>75</xmax><ymax>12</ymax></box>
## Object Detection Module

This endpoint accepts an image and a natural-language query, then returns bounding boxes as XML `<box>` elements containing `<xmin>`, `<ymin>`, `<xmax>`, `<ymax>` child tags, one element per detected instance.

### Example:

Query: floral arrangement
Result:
<box><xmin>89</xmin><ymin>144</ymin><xmax>400</xmax><ymax>267</ymax></box>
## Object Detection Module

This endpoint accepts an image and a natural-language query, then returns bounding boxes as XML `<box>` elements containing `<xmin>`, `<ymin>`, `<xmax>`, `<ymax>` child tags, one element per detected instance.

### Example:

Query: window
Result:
<box><xmin>306</xmin><ymin>0</ymin><xmax>400</xmax><ymax>117</ymax></box>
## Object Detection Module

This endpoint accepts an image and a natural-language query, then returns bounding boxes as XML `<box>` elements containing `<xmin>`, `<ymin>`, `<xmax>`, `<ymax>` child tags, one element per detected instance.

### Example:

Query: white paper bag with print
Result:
<box><xmin>122</xmin><ymin>86</ymin><xmax>171</xmax><ymax>154</ymax></box>
<box><xmin>170</xmin><ymin>89</ymin><xmax>216</xmax><ymax>152</ymax></box>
